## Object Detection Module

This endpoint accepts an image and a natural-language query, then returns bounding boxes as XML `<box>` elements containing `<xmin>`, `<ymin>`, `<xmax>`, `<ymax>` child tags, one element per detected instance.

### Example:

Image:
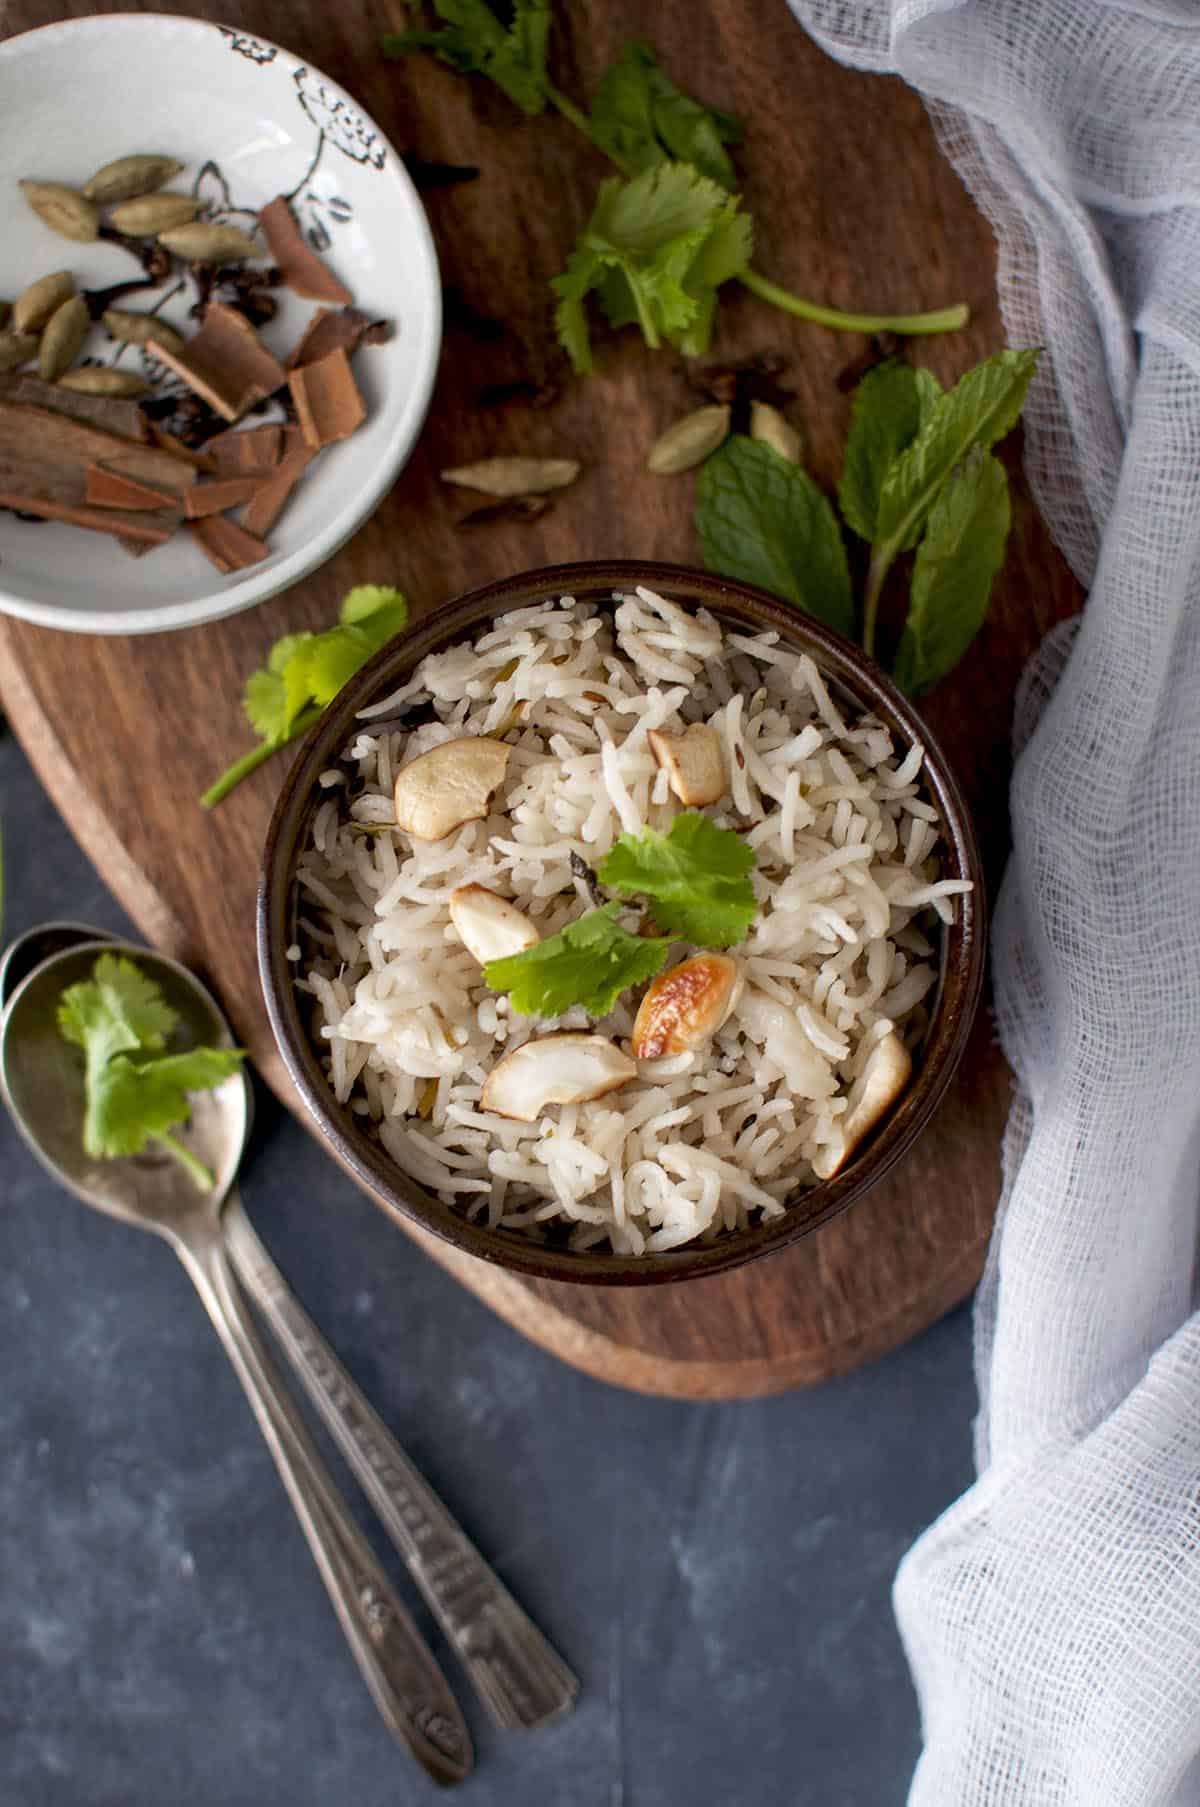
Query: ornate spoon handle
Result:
<box><xmin>175</xmin><ymin>1221</ymin><xmax>473</xmax><ymax>1786</ymax></box>
<box><xmin>223</xmin><ymin>1192</ymin><xmax>579</xmax><ymax>1731</ymax></box>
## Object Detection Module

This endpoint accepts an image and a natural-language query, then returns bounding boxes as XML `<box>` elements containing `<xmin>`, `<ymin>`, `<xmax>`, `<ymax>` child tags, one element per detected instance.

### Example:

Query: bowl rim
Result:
<box><xmin>0</xmin><ymin>12</ymin><xmax>442</xmax><ymax>636</ymax></box>
<box><xmin>258</xmin><ymin>559</ymin><xmax>987</xmax><ymax>1286</ymax></box>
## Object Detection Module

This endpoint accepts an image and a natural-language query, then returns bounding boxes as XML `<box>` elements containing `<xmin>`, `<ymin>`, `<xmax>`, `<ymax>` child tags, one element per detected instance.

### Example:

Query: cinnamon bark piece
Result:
<box><xmin>288</xmin><ymin>348</ymin><xmax>366</xmax><ymax>448</ymax></box>
<box><xmin>0</xmin><ymin>371</ymin><xmax>149</xmax><ymax>441</ymax></box>
<box><xmin>209</xmin><ymin>423</ymin><xmax>282</xmax><ymax>476</ymax></box>
<box><xmin>187</xmin><ymin>515</ymin><xmax>268</xmax><ymax>572</ymax></box>
<box><xmin>149</xmin><ymin>303</ymin><xmax>287</xmax><ymax>424</ymax></box>
<box><xmin>85</xmin><ymin>464</ymin><xmax>178</xmax><ymax>511</ymax></box>
<box><xmin>147</xmin><ymin>424</ymin><xmax>218</xmax><ymax>473</ymax></box>
<box><xmin>240</xmin><ymin>439</ymin><xmax>317</xmax><ymax>538</ymax></box>
<box><xmin>0</xmin><ymin>399</ymin><xmax>197</xmax><ymax>496</ymax></box>
<box><xmin>0</xmin><ymin>491</ymin><xmax>175</xmax><ymax>544</ymax></box>
<box><xmin>259</xmin><ymin>196</ymin><xmax>354</xmax><ymax>306</ymax></box>
<box><xmin>183</xmin><ymin>476</ymin><xmax>266</xmax><ymax>519</ymax></box>
<box><xmin>287</xmin><ymin>306</ymin><xmax>391</xmax><ymax>370</ymax></box>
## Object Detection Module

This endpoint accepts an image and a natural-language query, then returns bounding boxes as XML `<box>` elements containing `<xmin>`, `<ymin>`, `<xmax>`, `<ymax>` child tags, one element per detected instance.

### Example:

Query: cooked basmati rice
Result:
<box><xmin>295</xmin><ymin>588</ymin><xmax>969</xmax><ymax>1256</ymax></box>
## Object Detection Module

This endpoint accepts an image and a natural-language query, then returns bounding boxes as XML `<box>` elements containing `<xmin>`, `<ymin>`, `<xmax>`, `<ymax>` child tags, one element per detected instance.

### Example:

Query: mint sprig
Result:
<box><xmin>693</xmin><ymin>348</ymin><xmax>1039</xmax><ymax>696</ymax></box>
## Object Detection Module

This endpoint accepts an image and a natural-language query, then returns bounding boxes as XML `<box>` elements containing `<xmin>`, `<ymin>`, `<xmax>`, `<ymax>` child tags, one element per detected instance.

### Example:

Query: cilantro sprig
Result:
<box><xmin>599</xmin><ymin>812</ymin><xmax>757</xmax><ymax>947</ymax></box>
<box><xmin>695</xmin><ymin>348</ymin><xmax>1039</xmax><ymax>695</ymax></box>
<box><xmin>484</xmin><ymin>901</ymin><xmax>671</xmax><ymax>1018</ymax></box>
<box><xmin>384</xmin><ymin>7</ymin><xmax>968</xmax><ymax>368</ymax></box>
<box><xmin>484</xmin><ymin>815</ymin><xmax>757</xmax><ymax>1020</ymax></box>
<box><xmin>58</xmin><ymin>953</ymin><xmax>244</xmax><ymax>1192</ymax></box>
<box><xmin>201</xmin><ymin>585</ymin><xmax>409</xmax><ymax>809</ymax></box>
<box><xmin>552</xmin><ymin>163</ymin><xmax>752</xmax><ymax>371</ymax></box>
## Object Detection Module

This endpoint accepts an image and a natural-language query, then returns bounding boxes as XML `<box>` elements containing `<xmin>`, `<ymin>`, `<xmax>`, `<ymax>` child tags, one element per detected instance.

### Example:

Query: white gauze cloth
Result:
<box><xmin>785</xmin><ymin>3</ymin><xmax>1200</xmax><ymax>1803</ymax></box>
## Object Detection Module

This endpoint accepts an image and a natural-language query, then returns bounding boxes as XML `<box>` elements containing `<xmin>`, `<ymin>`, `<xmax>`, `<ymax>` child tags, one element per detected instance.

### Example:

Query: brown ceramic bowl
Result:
<box><xmin>259</xmin><ymin>560</ymin><xmax>985</xmax><ymax>1286</ymax></box>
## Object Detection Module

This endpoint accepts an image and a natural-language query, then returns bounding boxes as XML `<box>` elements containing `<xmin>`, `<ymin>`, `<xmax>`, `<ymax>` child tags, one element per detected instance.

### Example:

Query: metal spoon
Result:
<box><xmin>0</xmin><ymin>938</ymin><xmax>473</xmax><ymax>1788</ymax></box>
<box><xmin>0</xmin><ymin>925</ymin><xmax>579</xmax><ymax>1732</ymax></box>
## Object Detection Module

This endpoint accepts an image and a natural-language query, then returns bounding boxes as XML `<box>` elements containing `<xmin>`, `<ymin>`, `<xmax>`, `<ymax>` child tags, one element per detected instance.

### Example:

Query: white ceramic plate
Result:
<box><xmin>0</xmin><ymin>15</ymin><xmax>441</xmax><ymax>634</ymax></box>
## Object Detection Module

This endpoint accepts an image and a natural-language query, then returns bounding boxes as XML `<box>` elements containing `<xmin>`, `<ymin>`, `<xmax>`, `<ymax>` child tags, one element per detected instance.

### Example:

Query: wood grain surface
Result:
<box><xmin>0</xmin><ymin>0</ymin><xmax>1082</xmax><ymax>1396</ymax></box>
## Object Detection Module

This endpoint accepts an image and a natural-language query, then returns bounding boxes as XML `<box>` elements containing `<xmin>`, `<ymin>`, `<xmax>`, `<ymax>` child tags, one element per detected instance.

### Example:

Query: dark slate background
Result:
<box><xmin>0</xmin><ymin>729</ymin><xmax>977</xmax><ymax>1807</ymax></box>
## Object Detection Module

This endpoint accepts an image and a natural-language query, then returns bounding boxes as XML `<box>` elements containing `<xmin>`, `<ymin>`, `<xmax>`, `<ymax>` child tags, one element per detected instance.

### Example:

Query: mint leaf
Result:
<box><xmin>484</xmin><ymin>903</ymin><xmax>671</xmax><ymax>1018</ymax></box>
<box><xmin>893</xmin><ymin>449</ymin><xmax>1010</xmax><ymax>696</ymax></box>
<box><xmin>695</xmin><ymin>436</ymin><xmax>853</xmax><ymax>637</ymax></box>
<box><xmin>839</xmin><ymin>360</ymin><xmax>935</xmax><ymax>542</ymax></box>
<box><xmin>588</xmin><ymin>43</ymin><xmax>741</xmax><ymax>189</ymax></box>
<box><xmin>874</xmin><ymin>348</ymin><xmax>1038</xmax><ymax>554</ymax></box>
<box><xmin>599</xmin><ymin>813</ymin><xmax>757</xmax><ymax>947</ymax></box>
<box><xmin>382</xmin><ymin>0</ymin><xmax>551</xmax><ymax>116</ymax></box>
<box><xmin>552</xmin><ymin>163</ymin><xmax>750</xmax><ymax>371</ymax></box>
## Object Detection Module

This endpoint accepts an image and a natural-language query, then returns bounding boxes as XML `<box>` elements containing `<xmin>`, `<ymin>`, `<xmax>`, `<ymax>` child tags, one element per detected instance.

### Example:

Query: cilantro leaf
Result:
<box><xmin>382</xmin><ymin>0</ymin><xmax>551</xmax><ymax>116</ymax></box>
<box><xmin>484</xmin><ymin>903</ymin><xmax>671</xmax><ymax>1018</ymax></box>
<box><xmin>893</xmin><ymin>449</ymin><xmax>1010</xmax><ymax>697</ymax></box>
<box><xmin>58</xmin><ymin>952</ymin><xmax>175</xmax><ymax>1066</ymax></box>
<box><xmin>874</xmin><ymin>348</ymin><xmax>1038</xmax><ymax>554</ymax></box>
<box><xmin>588</xmin><ymin>43</ymin><xmax>741</xmax><ymax>189</ymax></box>
<box><xmin>88</xmin><ymin>1049</ymin><xmax>245</xmax><ymax>1160</ymax></box>
<box><xmin>552</xmin><ymin>163</ymin><xmax>751</xmax><ymax>372</ymax></box>
<box><xmin>202</xmin><ymin>585</ymin><xmax>408</xmax><ymax>809</ymax></box>
<box><xmin>695</xmin><ymin>435</ymin><xmax>853</xmax><ymax>636</ymax></box>
<box><xmin>839</xmin><ymin>360</ymin><xmax>937</xmax><ymax>542</ymax></box>
<box><xmin>599</xmin><ymin>813</ymin><xmax>757</xmax><ymax>947</ymax></box>
<box><xmin>57</xmin><ymin>954</ymin><xmax>245</xmax><ymax>1190</ymax></box>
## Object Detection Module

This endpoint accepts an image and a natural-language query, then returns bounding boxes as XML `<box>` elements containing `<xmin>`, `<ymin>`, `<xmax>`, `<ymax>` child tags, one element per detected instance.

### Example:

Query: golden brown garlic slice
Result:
<box><xmin>647</xmin><ymin>723</ymin><xmax>726</xmax><ymax>808</ymax></box>
<box><xmin>449</xmin><ymin>884</ymin><xmax>539</xmax><ymax>965</ymax></box>
<box><xmin>392</xmin><ymin>737</ymin><xmax>510</xmax><ymax>842</ymax></box>
<box><xmin>632</xmin><ymin>954</ymin><xmax>743</xmax><ymax>1060</ymax></box>
<box><xmin>810</xmin><ymin>1031</ymin><xmax>913</xmax><ymax>1180</ymax></box>
<box><xmin>480</xmin><ymin>1034</ymin><xmax>637</xmax><ymax>1122</ymax></box>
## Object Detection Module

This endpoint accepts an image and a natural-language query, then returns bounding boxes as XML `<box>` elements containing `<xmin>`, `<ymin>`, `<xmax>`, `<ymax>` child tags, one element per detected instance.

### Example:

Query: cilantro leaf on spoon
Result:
<box><xmin>58</xmin><ymin>953</ymin><xmax>244</xmax><ymax>1191</ymax></box>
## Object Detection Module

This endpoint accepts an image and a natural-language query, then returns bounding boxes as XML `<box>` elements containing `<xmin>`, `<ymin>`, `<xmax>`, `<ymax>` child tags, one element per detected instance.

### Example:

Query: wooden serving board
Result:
<box><xmin>0</xmin><ymin>0</ymin><xmax>1081</xmax><ymax>1396</ymax></box>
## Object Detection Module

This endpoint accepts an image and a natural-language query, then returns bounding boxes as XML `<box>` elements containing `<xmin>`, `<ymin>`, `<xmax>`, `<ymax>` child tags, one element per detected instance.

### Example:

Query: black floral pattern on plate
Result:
<box><xmin>218</xmin><ymin>28</ymin><xmax>277</xmax><ymax>65</ymax></box>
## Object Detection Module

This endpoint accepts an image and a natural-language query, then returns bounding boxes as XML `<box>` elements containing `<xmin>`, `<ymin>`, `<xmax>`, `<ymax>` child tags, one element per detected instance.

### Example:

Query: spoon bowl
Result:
<box><xmin>0</xmin><ymin>939</ymin><xmax>247</xmax><ymax>1237</ymax></box>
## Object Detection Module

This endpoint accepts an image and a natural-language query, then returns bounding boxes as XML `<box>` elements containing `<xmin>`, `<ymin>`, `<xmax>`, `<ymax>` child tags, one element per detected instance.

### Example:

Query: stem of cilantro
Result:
<box><xmin>153</xmin><ymin>1129</ymin><xmax>214</xmax><ymax>1192</ymax></box>
<box><xmin>544</xmin><ymin>80</ymin><xmax>598</xmax><ymax>148</ymax></box>
<box><xmin>738</xmin><ymin>268</ymin><xmax>970</xmax><ymax>338</ymax></box>
<box><xmin>543</xmin><ymin>82</ymin><xmax>968</xmax><ymax>340</ymax></box>
<box><xmin>200</xmin><ymin>705</ymin><xmax>325</xmax><ymax>810</ymax></box>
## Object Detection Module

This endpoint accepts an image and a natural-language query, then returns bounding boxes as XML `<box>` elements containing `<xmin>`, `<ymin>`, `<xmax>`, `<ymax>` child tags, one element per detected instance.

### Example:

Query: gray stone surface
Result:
<box><xmin>0</xmin><ymin>730</ymin><xmax>977</xmax><ymax>1807</ymax></box>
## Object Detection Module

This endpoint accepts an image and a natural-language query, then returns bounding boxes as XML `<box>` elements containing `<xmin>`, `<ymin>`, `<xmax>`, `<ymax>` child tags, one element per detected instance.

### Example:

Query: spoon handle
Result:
<box><xmin>223</xmin><ymin>1193</ymin><xmax>579</xmax><ymax>1731</ymax></box>
<box><xmin>173</xmin><ymin>1223</ymin><xmax>473</xmax><ymax>1787</ymax></box>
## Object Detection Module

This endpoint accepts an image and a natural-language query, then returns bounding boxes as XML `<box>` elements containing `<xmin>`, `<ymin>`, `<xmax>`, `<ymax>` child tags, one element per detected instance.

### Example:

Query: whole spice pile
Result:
<box><xmin>1</xmin><ymin>153</ymin><xmax>390</xmax><ymax>572</ymax></box>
